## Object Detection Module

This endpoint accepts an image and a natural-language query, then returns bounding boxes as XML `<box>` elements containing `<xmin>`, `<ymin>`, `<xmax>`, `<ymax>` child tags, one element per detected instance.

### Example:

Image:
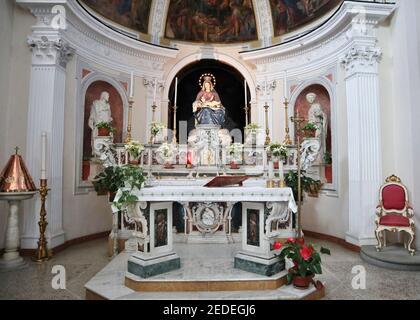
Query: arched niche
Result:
<box><xmin>166</xmin><ymin>59</ymin><xmax>251</xmax><ymax>137</ymax></box>
<box><xmin>292</xmin><ymin>83</ymin><xmax>333</xmax><ymax>185</ymax></box>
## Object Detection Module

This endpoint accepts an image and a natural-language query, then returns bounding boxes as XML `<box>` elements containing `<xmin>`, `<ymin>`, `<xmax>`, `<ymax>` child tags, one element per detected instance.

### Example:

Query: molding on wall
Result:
<box><xmin>303</xmin><ymin>229</ymin><xmax>360</xmax><ymax>252</ymax></box>
<box><xmin>11</xmin><ymin>230</ymin><xmax>111</xmax><ymax>257</ymax></box>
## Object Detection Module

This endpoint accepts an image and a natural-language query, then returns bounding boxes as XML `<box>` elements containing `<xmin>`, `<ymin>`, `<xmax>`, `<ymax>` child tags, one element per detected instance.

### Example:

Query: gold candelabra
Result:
<box><xmin>125</xmin><ymin>96</ymin><xmax>134</xmax><ymax>143</ymax></box>
<box><xmin>283</xmin><ymin>98</ymin><xmax>293</xmax><ymax>145</ymax></box>
<box><xmin>264</xmin><ymin>103</ymin><xmax>270</xmax><ymax>145</ymax></box>
<box><xmin>172</xmin><ymin>104</ymin><xmax>178</xmax><ymax>144</ymax></box>
<box><xmin>35</xmin><ymin>179</ymin><xmax>50</xmax><ymax>262</ymax></box>
<box><xmin>290</xmin><ymin>113</ymin><xmax>306</xmax><ymax>238</ymax></box>
<box><xmin>149</xmin><ymin>103</ymin><xmax>158</xmax><ymax>145</ymax></box>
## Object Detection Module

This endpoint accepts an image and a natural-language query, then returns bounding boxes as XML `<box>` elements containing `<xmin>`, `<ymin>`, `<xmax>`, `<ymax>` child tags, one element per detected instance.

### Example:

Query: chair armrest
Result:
<box><xmin>375</xmin><ymin>205</ymin><xmax>383</xmax><ymax>217</ymax></box>
<box><xmin>407</xmin><ymin>207</ymin><xmax>414</xmax><ymax>219</ymax></box>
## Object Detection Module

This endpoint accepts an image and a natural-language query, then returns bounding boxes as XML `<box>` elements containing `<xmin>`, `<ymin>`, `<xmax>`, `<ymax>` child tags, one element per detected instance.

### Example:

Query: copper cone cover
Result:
<box><xmin>0</xmin><ymin>152</ymin><xmax>37</xmax><ymax>192</ymax></box>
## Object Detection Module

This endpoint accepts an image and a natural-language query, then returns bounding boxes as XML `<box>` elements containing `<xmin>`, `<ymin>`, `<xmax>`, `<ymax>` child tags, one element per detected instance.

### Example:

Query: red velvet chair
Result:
<box><xmin>375</xmin><ymin>175</ymin><xmax>416</xmax><ymax>255</ymax></box>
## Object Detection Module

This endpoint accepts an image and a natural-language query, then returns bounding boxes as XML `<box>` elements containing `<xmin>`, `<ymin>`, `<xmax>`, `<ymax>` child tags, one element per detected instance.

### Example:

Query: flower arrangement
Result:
<box><xmin>266</xmin><ymin>142</ymin><xmax>288</xmax><ymax>159</ymax></box>
<box><xmin>245</xmin><ymin>123</ymin><xmax>261</xmax><ymax>135</ymax></box>
<box><xmin>228</xmin><ymin>143</ymin><xmax>243</xmax><ymax>160</ymax></box>
<box><xmin>150</xmin><ymin>122</ymin><xmax>166</xmax><ymax>137</ymax></box>
<box><xmin>157</xmin><ymin>142</ymin><xmax>175</xmax><ymax>161</ymax></box>
<box><xmin>273</xmin><ymin>237</ymin><xmax>330</xmax><ymax>289</ymax></box>
<box><xmin>302</xmin><ymin>122</ymin><xmax>318</xmax><ymax>138</ymax></box>
<box><xmin>124</xmin><ymin>140</ymin><xmax>144</xmax><ymax>161</ymax></box>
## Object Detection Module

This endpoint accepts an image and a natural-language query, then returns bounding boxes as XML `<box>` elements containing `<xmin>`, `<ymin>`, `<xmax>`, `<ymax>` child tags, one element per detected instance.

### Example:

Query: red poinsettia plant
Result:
<box><xmin>274</xmin><ymin>237</ymin><xmax>330</xmax><ymax>288</ymax></box>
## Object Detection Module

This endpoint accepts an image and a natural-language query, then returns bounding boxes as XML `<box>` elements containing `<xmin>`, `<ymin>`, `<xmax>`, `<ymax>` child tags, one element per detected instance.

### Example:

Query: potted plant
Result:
<box><xmin>92</xmin><ymin>166</ymin><xmax>125</xmax><ymax>202</ymax></box>
<box><xmin>323</xmin><ymin>151</ymin><xmax>332</xmax><ymax>183</ymax></box>
<box><xmin>244</xmin><ymin>123</ymin><xmax>261</xmax><ymax>145</ymax></box>
<box><xmin>96</xmin><ymin>121</ymin><xmax>115</xmax><ymax>137</ymax></box>
<box><xmin>266</xmin><ymin>142</ymin><xmax>288</xmax><ymax>169</ymax></box>
<box><xmin>124</xmin><ymin>141</ymin><xmax>144</xmax><ymax>165</ymax></box>
<box><xmin>274</xmin><ymin>237</ymin><xmax>330</xmax><ymax>290</ymax></box>
<box><xmin>228</xmin><ymin>143</ymin><xmax>243</xmax><ymax>169</ymax></box>
<box><xmin>302</xmin><ymin>122</ymin><xmax>318</xmax><ymax>138</ymax></box>
<box><xmin>157</xmin><ymin>142</ymin><xmax>175</xmax><ymax>169</ymax></box>
<box><xmin>150</xmin><ymin>122</ymin><xmax>166</xmax><ymax>144</ymax></box>
<box><xmin>113</xmin><ymin>165</ymin><xmax>145</xmax><ymax>210</ymax></box>
<box><xmin>285</xmin><ymin>171</ymin><xmax>322</xmax><ymax>200</ymax></box>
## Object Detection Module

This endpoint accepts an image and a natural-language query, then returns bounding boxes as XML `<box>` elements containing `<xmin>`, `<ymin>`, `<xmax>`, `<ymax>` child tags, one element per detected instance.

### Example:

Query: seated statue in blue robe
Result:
<box><xmin>193</xmin><ymin>75</ymin><xmax>225</xmax><ymax>126</ymax></box>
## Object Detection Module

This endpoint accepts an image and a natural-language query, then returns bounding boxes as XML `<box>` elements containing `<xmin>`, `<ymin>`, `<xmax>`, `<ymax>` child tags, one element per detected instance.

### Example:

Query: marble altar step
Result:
<box><xmin>85</xmin><ymin>243</ymin><xmax>325</xmax><ymax>300</ymax></box>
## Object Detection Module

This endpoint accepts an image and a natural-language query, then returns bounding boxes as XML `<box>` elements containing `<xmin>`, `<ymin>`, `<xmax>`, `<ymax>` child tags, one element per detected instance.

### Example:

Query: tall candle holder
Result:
<box><xmin>290</xmin><ymin>113</ymin><xmax>306</xmax><ymax>238</ymax></box>
<box><xmin>244</xmin><ymin>103</ymin><xmax>250</xmax><ymax>126</ymax></box>
<box><xmin>125</xmin><ymin>96</ymin><xmax>134</xmax><ymax>143</ymax></box>
<box><xmin>172</xmin><ymin>104</ymin><xmax>178</xmax><ymax>144</ymax></box>
<box><xmin>35</xmin><ymin>178</ymin><xmax>51</xmax><ymax>262</ymax></box>
<box><xmin>264</xmin><ymin>103</ymin><xmax>270</xmax><ymax>145</ymax></box>
<box><xmin>283</xmin><ymin>98</ymin><xmax>293</xmax><ymax>145</ymax></box>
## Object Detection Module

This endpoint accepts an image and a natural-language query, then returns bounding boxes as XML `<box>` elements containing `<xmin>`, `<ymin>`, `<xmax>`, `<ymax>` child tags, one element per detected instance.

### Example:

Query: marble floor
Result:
<box><xmin>0</xmin><ymin>237</ymin><xmax>420</xmax><ymax>300</ymax></box>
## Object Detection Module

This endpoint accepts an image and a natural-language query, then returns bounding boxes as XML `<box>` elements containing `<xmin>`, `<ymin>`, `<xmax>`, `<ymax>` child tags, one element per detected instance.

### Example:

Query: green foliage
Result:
<box><xmin>303</xmin><ymin>122</ymin><xmax>318</xmax><ymax>131</ymax></box>
<box><xmin>92</xmin><ymin>166</ymin><xmax>125</xmax><ymax>194</ymax></box>
<box><xmin>323</xmin><ymin>151</ymin><xmax>332</xmax><ymax>165</ymax></box>
<box><xmin>96</xmin><ymin>121</ymin><xmax>116</xmax><ymax>134</ymax></box>
<box><xmin>125</xmin><ymin>141</ymin><xmax>144</xmax><ymax>160</ymax></box>
<box><xmin>266</xmin><ymin>142</ymin><xmax>288</xmax><ymax>159</ymax></box>
<box><xmin>284</xmin><ymin>170</ymin><xmax>322</xmax><ymax>201</ymax></box>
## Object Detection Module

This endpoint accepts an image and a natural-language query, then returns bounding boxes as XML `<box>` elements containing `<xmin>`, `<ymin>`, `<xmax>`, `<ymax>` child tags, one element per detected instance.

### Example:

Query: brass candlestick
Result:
<box><xmin>283</xmin><ymin>98</ymin><xmax>293</xmax><ymax>145</ymax></box>
<box><xmin>35</xmin><ymin>179</ymin><xmax>51</xmax><ymax>262</ymax></box>
<box><xmin>172</xmin><ymin>104</ymin><xmax>178</xmax><ymax>144</ymax></box>
<box><xmin>290</xmin><ymin>114</ymin><xmax>306</xmax><ymax>238</ymax></box>
<box><xmin>264</xmin><ymin>103</ymin><xmax>270</xmax><ymax>145</ymax></box>
<box><xmin>125</xmin><ymin>96</ymin><xmax>134</xmax><ymax>143</ymax></box>
<box><xmin>244</xmin><ymin>103</ymin><xmax>250</xmax><ymax>125</ymax></box>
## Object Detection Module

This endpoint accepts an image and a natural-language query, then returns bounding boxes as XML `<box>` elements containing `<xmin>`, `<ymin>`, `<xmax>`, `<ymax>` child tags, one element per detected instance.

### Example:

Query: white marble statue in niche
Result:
<box><xmin>306</xmin><ymin>92</ymin><xmax>328</xmax><ymax>161</ymax></box>
<box><xmin>88</xmin><ymin>91</ymin><xmax>113</xmax><ymax>153</ymax></box>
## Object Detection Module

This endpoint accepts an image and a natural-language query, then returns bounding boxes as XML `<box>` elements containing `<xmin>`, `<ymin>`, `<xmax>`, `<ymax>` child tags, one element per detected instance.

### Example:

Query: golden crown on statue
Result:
<box><xmin>199</xmin><ymin>73</ymin><xmax>216</xmax><ymax>88</ymax></box>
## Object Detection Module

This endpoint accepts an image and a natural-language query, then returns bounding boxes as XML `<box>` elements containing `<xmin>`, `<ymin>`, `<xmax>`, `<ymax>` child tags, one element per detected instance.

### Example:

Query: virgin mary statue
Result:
<box><xmin>193</xmin><ymin>74</ymin><xmax>225</xmax><ymax>126</ymax></box>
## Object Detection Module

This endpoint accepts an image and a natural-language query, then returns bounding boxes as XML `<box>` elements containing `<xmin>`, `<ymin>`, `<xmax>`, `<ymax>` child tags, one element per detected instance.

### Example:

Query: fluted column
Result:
<box><xmin>342</xmin><ymin>45</ymin><xmax>383</xmax><ymax>246</ymax></box>
<box><xmin>20</xmin><ymin>4</ymin><xmax>74</xmax><ymax>249</ymax></box>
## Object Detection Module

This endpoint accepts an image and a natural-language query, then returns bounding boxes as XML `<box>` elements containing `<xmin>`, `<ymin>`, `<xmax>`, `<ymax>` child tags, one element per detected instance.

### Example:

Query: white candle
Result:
<box><xmin>130</xmin><ymin>71</ymin><xmax>134</xmax><ymax>97</ymax></box>
<box><xmin>278</xmin><ymin>160</ymin><xmax>284</xmax><ymax>181</ymax></box>
<box><xmin>174</xmin><ymin>77</ymin><xmax>178</xmax><ymax>106</ymax></box>
<box><xmin>268</xmin><ymin>161</ymin><xmax>274</xmax><ymax>180</ymax></box>
<box><xmin>153</xmin><ymin>78</ymin><xmax>157</xmax><ymax>104</ymax></box>
<box><xmin>244</xmin><ymin>79</ymin><xmax>247</xmax><ymax>106</ymax></box>
<box><xmin>284</xmin><ymin>71</ymin><xmax>288</xmax><ymax>100</ymax></box>
<box><xmin>41</xmin><ymin>132</ymin><xmax>47</xmax><ymax>180</ymax></box>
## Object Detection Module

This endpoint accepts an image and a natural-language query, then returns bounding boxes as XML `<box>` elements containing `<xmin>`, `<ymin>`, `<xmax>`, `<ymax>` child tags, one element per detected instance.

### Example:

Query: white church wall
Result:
<box><xmin>0</xmin><ymin>0</ymin><xmax>16</xmax><ymax>250</ymax></box>
<box><xmin>390</xmin><ymin>0</ymin><xmax>420</xmax><ymax>249</ymax></box>
<box><xmin>0</xmin><ymin>4</ymin><xmax>35</xmax><ymax>250</ymax></box>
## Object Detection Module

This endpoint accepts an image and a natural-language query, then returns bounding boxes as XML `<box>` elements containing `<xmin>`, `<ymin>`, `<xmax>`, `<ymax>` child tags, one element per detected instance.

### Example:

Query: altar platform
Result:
<box><xmin>85</xmin><ymin>243</ymin><xmax>325</xmax><ymax>300</ymax></box>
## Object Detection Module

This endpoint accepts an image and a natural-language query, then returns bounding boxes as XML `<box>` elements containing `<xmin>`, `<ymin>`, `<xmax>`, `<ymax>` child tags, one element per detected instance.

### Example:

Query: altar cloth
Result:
<box><xmin>113</xmin><ymin>186</ymin><xmax>297</xmax><ymax>213</ymax></box>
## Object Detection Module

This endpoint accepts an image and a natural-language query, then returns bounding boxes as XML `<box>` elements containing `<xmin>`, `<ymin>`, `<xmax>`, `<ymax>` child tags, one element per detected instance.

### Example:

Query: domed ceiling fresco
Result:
<box><xmin>269</xmin><ymin>0</ymin><xmax>342</xmax><ymax>37</ymax></box>
<box><xmin>80</xmin><ymin>0</ymin><xmax>343</xmax><ymax>44</ymax></box>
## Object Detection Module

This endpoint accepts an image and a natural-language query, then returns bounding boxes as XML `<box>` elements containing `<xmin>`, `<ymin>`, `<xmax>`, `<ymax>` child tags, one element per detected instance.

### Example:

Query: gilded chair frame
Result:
<box><xmin>375</xmin><ymin>175</ymin><xmax>416</xmax><ymax>256</ymax></box>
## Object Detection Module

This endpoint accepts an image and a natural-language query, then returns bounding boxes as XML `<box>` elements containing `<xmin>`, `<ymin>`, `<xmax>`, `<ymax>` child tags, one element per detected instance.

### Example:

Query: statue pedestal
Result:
<box><xmin>188</xmin><ymin>125</ymin><xmax>222</xmax><ymax>167</ymax></box>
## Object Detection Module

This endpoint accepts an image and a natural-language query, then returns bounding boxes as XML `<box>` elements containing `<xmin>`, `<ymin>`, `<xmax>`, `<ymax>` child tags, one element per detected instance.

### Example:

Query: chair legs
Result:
<box><xmin>375</xmin><ymin>229</ymin><xmax>383</xmax><ymax>252</ymax></box>
<box><xmin>406</xmin><ymin>231</ymin><xmax>416</xmax><ymax>256</ymax></box>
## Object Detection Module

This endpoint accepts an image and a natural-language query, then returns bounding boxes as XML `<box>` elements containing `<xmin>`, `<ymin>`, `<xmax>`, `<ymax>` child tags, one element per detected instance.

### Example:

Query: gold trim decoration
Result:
<box><xmin>385</xmin><ymin>174</ymin><xmax>402</xmax><ymax>183</ymax></box>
